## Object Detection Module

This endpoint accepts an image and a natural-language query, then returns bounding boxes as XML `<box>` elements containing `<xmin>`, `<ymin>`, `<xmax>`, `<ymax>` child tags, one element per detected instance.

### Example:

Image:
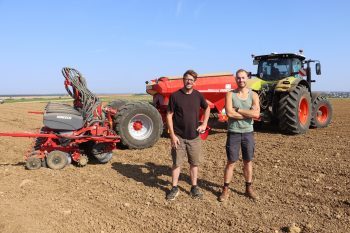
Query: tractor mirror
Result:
<box><xmin>315</xmin><ymin>63</ymin><xmax>321</xmax><ymax>75</ymax></box>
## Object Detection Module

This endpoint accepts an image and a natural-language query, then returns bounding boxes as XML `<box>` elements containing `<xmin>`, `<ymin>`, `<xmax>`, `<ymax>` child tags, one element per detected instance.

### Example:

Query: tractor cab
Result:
<box><xmin>252</xmin><ymin>52</ymin><xmax>322</xmax><ymax>91</ymax></box>
<box><xmin>253</xmin><ymin>53</ymin><xmax>305</xmax><ymax>81</ymax></box>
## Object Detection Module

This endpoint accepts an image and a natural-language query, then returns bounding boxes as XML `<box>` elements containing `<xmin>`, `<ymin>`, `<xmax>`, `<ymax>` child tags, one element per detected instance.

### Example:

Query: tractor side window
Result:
<box><xmin>259</xmin><ymin>61</ymin><xmax>272</xmax><ymax>80</ymax></box>
<box><xmin>292</xmin><ymin>59</ymin><xmax>302</xmax><ymax>78</ymax></box>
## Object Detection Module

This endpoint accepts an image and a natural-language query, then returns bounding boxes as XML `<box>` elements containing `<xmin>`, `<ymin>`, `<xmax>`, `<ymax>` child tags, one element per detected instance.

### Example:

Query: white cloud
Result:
<box><xmin>176</xmin><ymin>0</ymin><xmax>183</xmax><ymax>17</ymax></box>
<box><xmin>194</xmin><ymin>2</ymin><xmax>206</xmax><ymax>19</ymax></box>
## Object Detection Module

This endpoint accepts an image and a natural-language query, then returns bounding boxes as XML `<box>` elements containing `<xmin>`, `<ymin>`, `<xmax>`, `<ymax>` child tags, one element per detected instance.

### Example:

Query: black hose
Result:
<box><xmin>61</xmin><ymin>67</ymin><xmax>103</xmax><ymax>124</ymax></box>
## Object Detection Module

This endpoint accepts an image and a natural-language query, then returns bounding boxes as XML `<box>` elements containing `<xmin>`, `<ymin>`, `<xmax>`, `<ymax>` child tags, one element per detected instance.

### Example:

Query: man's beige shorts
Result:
<box><xmin>171</xmin><ymin>135</ymin><xmax>202</xmax><ymax>167</ymax></box>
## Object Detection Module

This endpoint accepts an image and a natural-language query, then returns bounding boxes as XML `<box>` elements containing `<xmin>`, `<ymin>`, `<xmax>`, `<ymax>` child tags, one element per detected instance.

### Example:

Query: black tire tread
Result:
<box><xmin>310</xmin><ymin>96</ymin><xmax>333</xmax><ymax>128</ymax></box>
<box><xmin>107</xmin><ymin>99</ymin><xmax>128</xmax><ymax>111</ymax></box>
<box><xmin>277</xmin><ymin>85</ymin><xmax>311</xmax><ymax>134</ymax></box>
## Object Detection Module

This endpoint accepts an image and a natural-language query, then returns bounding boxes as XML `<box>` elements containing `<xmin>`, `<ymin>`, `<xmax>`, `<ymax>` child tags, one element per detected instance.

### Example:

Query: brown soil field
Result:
<box><xmin>0</xmin><ymin>99</ymin><xmax>349</xmax><ymax>233</ymax></box>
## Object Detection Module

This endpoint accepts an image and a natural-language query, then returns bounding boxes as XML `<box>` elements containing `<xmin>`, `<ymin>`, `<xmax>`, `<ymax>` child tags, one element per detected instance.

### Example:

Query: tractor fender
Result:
<box><xmin>275</xmin><ymin>77</ymin><xmax>310</xmax><ymax>93</ymax></box>
<box><xmin>246</xmin><ymin>78</ymin><xmax>269</xmax><ymax>91</ymax></box>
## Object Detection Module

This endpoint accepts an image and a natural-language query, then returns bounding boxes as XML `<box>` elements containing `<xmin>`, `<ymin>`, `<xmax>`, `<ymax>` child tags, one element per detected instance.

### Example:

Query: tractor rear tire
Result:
<box><xmin>310</xmin><ymin>96</ymin><xmax>333</xmax><ymax>128</ymax></box>
<box><xmin>115</xmin><ymin>102</ymin><xmax>163</xmax><ymax>149</ymax></box>
<box><xmin>46</xmin><ymin>150</ymin><xmax>68</xmax><ymax>170</ymax></box>
<box><xmin>277</xmin><ymin>85</ymin><xmax>311</xmax><ymax>134</ymax></box>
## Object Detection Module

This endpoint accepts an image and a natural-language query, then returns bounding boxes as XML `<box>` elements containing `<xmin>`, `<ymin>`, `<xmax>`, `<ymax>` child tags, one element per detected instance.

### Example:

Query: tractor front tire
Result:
<box><xmin>115</xmin><ymin>102</ymin><xmax>163</xmax><ymax>149</ymax></box>
<box><xmin>310</xmin><ymin>96</ymin><xmax>333</xmax><ymax>128</ymax></box>
<box><xmin>277</xmin><ymin>85</ymin><xmax>312</xmax><ymax>134</ymax></box>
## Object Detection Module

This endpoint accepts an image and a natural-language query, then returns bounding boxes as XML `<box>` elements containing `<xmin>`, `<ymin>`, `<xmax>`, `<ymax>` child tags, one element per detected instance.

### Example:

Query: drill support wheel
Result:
<box><xmin>25</xmin><ymin>157</ymin><xmax>42</xmax><ymax>170</ymax></box>
<box><xmin>46</xmin><ymin>151</ymin><xmax>68</xmax><ymax>170</ymax></box>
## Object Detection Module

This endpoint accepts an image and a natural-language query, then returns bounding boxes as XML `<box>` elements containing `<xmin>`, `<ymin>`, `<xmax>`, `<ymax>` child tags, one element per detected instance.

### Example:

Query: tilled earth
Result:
<box><xmin>0</xmin><ymin>99</ymin><xmax>349</xmax><ymax>233</ymax></box>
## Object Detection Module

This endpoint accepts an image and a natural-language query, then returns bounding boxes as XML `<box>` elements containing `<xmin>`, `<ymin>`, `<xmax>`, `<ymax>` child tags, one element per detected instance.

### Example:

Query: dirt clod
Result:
<box><xmin>19</xmin><ymin>179</ymin><xmax>32</xmax><ymax>188</ymax></box>
<box><xmin>287</xmin><ymin>223</ymin><xmax>301</xmax><ymax>233</ymax></box>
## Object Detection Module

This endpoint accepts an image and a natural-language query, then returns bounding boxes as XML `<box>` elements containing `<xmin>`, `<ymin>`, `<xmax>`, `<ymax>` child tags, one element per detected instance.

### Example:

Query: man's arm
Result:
<box><xmin>197</xmin><ymin>105</ymin><xmax>210</xmax><ymax>132</ymax></box>
<box><xmin>166</xmin><ymin>110</ymin><xmax>180</xmax><ymax>148</ymax></box>
<box><xmin>166</xmin><ymin>111</ymin><xmax>175</xmax><ymax>137</ymax></box>
<box><xmin>202</xmin><ymin>105</ymin><xmax>210</xmax><ymax>126</ymax></box>
<box><xmin>237</xmin><ymin>92</ymin><xmax>260</xmax><ymax>119</ymax></box>
<box><xmin>225</xmin><ymin>91</ymin><xmax>245</xmax><ymax>119</ymax></box>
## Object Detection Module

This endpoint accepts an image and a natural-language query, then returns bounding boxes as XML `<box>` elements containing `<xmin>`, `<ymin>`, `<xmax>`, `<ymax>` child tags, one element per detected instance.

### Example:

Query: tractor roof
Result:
<box><xmin>253</xmin><ymin>53</ymin><xmax>305</xmax><ymax>61</ymax></box>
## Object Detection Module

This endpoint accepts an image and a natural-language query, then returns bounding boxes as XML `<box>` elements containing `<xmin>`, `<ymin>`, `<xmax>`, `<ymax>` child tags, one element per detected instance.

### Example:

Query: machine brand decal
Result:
<box><xmin>225</xmin><ymin>84</ymin><xmax>231</xmax><ymax>89</ymax></box>
<box><xmin>57</xmin><ymin>115</ymin><xmax>72</xmax><ymax>120</ymax></box>
<box><xmin>200</xmin><ymin>89</ymin><xmax>231</xmax><ymax>93</ymax></box>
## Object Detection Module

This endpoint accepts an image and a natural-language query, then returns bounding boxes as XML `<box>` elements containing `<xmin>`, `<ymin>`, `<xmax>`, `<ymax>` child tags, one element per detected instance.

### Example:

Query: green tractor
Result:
<box><xmin>248</xmin><ymin>51</ymin><xmax>333</xmax><ymax>134</ymax></box>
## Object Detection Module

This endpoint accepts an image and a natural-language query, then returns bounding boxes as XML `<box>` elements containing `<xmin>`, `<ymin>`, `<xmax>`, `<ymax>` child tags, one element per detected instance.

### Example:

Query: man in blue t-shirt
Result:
<box><xmin>166</xmin><ymin>70</ymin><xmax>210</xmax><ymax>201</ymax></box>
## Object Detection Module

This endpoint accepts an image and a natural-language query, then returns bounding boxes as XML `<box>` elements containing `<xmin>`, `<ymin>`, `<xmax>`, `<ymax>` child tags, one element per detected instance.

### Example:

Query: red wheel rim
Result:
<box><xmin>299</xmin><ymin>97</ymin><xmax>309</xmax><ymax>125</ymax></box>
<box><xmin>317</xmin><ymin>105</ymin><xmax>328</xmax><ymax>123</ymax></box>
<box><xmin>133</xmin><ymin>121</ymin><xmax>143</xmax><ymax>131</ymax></box>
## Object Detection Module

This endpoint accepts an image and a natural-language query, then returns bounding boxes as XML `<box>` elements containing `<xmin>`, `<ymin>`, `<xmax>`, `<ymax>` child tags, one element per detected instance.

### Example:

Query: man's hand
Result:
<box><xmin>251</xmin><ymin>105</ymin><xmax>259</xmax><ymax>110</ymax></box>
<box><xmin>170</xmin><ymin>135</ymin><xmax>180</xmax><ymax>149</ymax></box>
<box><xmin>197</xmin><ymin>124</ymin><xmax>207</xmax><ymax>134</ymax></box>
<box><xmin>251</xmin><ymin>105</ymin><xmax>261</xmax><ymax>121</ymax></box>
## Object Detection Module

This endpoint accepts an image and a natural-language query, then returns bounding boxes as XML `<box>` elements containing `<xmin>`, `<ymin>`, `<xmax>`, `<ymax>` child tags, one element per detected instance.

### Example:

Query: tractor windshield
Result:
<box><xmin>257</xmin><ymin>58</ymin><xmax>296</xmax><ymax>81</ymax></box>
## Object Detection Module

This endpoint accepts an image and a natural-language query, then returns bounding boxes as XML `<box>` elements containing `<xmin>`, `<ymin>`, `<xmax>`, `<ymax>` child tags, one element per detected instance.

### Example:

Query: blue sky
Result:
<box><xmin>0</xmin><ymin>0</ymin><xmax>349</xmax><ymax>94</ymax></box>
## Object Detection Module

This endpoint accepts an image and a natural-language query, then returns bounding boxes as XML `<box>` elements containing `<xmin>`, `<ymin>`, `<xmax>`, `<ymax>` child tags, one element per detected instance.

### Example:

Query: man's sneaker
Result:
<box><xmin>218</xmin><ymin>186</ymin><xmax>230</xmax><ymax>202</ymax></box>
<box><xmin>166</xmin><ymin>186</ymin><xmax>179</xmax><ymax>201</ymax></box>
<box><xmin>190</xmin><ymin>186</ymin><xmax>203</xmax><ymax>199</ymax></box>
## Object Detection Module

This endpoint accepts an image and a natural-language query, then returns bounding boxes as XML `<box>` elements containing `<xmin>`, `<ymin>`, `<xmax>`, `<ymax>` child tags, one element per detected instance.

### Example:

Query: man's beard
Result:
<box><xmin>238</xmin><ymin>82</ymin><xmax>246</xmax><ymax>88</ymax></box>
<box><xmin>185</xmin><ymin>84</ymin><xmax>193</xmax><ymax>90</ymax></box>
